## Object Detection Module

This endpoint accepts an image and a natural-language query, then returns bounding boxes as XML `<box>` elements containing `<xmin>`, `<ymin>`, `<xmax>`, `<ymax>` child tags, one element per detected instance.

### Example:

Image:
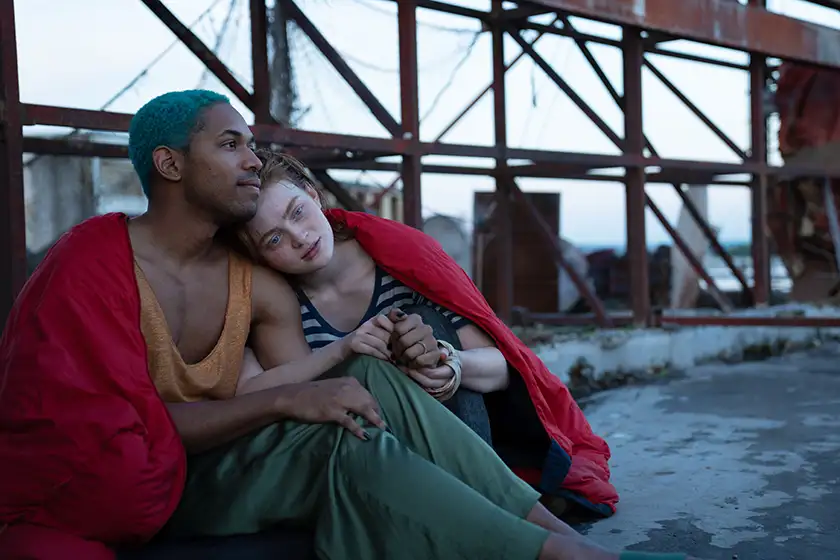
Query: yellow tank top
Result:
<box><xmin>135</xmin><ymin>252</ymin><xmax>252</xmax><ymax>403</ymax></box>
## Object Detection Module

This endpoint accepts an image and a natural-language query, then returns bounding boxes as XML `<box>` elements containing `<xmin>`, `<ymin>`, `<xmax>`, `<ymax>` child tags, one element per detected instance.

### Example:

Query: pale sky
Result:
<box><xmin>14</xmin><ymin>0</ymin><xmax>840</xmax><ymax>245</ymax></box>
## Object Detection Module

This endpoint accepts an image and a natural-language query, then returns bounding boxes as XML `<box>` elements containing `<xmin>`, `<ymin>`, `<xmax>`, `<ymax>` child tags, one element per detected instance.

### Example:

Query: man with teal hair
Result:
<box><xmin>0</xmin><ymin>89</ymin><xmax>693</xmax><ymax>560</ymax></box>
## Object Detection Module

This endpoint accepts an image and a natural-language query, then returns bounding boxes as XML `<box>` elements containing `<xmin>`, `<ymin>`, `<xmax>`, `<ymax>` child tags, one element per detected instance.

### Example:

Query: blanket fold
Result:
<box><xmin>327</xmin><ymin>209</ymin><xmax>618</xmax><ymax>515</ymax></box>
<box><xmin>0</xmin><ymin>214</ymin><xmax>186</xmax><ymax>557</ymax></box>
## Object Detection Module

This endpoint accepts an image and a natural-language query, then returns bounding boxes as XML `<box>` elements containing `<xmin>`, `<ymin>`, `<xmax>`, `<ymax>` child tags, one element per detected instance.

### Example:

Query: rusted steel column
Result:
<box><xmin>398</xmin><ymin>0</ymin><xmax>422</xmax><ymax>228</ymax></box>
<box><xmin>250</xmin><ymin>0</ymin><xmax>272</xmax><ymax>124</ymax></box>
<box><xmin>749</xmin><ymin>0</ymin><xmax>770</xmax><ymax>305</ymax></box>
<box><xmin>491</xmin><ymin>0</ymin><xmax>513</xmax><ymax>323</ymax></box>
<box><xmin>0</xmin><ymin>0</ymin><xmax>25</xmax><ymax>329</ymax></box>
<box><xmin>623</xmin><ymin>27</ymin><xmax>650</xmax><ymax>327</ymax></box>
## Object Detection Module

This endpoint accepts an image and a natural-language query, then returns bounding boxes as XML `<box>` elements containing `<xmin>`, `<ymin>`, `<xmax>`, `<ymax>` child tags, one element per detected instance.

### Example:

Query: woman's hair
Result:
<box><xmin>223</xmin><ymin>149</ymin><xmax>354</xmax><ymax>264</ymax></box>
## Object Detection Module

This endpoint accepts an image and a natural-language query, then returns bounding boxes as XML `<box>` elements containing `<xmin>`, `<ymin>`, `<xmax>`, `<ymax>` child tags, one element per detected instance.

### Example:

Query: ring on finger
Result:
<box><xmin>418</xmin><ymin>341</ymin><xmax>428</xmax><ymax>354</ymax></box>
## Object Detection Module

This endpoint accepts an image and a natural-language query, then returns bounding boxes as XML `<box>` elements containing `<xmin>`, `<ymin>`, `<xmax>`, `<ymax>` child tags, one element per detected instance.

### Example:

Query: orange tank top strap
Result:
<box><xmin>135</xmin><ymin>251</ymin><xmax>253</xmax><ymax>403</ymax></box>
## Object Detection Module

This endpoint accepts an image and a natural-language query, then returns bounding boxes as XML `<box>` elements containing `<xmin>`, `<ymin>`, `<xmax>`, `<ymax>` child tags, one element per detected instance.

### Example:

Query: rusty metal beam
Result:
<box><xmin>398</xmin><ymin>0</ymin><xmax>423</xmax><ymax>228</ymax></box>
<box><xmin>23</xmin><ymin>137</ymin><xmax>128</xmax><ymax>158</ymax></box>
<box><xmin>750</xmin><ymin>0</ymin><xmax>771</xmax><ymax>306</ymax></box>
<box><xmin>623</xmin><ymin>27</ymin><xmax>650</xmax><ymax>326</ymax></box>
<box><xmin>249</xmin><ymin>0</ymin><xmax>272</xmax><ymax>124</ymax></box>
<box><xmin>0</xmin><ymin>0</ymin><xmax>25</xmax><ymax>328</ymax></box>
<box><xmin>284</xmin><ymin>0</ymin><xmax>401</xmax><ymax>137</ymax></box>
<box><xmin>644</xmin><ymin>57</ymin><xmax>748</xmax><ymax>161</ymax></box>
<box><xmin>139</xmin><ymin>0</ymin><xmax>254</xmax><ymax>109</ymax></box>
<box><xmin>507</xmin><ymin>27</ymin><xmax>624</xmax><ymax>149</ymax></box>
<box><xmin>21</xmin><ymin>103</ymin><xmax>840</xmax><ymax>178</ymax></box>
<box><xmin>492</xmin><ymin>0</ymin><xmax>513</xmax><ymax>324</ymax></box>
<box><xmin>529</xmin><ymin>0</ymin><xmax>840</xmax><ymax>69</ymax></box>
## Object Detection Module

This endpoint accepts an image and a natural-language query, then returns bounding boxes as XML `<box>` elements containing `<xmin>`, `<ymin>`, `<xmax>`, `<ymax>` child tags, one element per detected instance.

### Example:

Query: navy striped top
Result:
<box><xmin>297</xmin><ymin>266</ymin><xmax>469</xmax><ymax>350</ymax></box>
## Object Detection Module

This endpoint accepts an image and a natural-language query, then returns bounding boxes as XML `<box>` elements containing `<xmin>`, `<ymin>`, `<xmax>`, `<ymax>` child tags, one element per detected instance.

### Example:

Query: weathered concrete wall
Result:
<box><xmin>533</xmin><ymin>304</ymin><xmax>840</xmax><ymax>390</ymax></box>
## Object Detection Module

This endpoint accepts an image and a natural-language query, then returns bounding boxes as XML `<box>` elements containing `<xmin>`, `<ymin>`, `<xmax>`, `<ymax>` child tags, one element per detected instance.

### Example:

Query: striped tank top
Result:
<box><xmin>297</xmin><ymin>266</ymin><xmax>469</xmax><ymax>349</ymax></box>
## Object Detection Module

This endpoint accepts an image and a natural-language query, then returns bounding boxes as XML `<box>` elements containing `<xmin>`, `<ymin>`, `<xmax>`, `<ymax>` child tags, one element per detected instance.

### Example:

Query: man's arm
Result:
<box><xmin>165</xmin><ymin>389</ymin><xmax>287</xmax><ymax>454</ymax></box>
<box><xmin>238</xmin><ymin>266</ymin><xmax>352</xmax><ymax>393</ymax></box>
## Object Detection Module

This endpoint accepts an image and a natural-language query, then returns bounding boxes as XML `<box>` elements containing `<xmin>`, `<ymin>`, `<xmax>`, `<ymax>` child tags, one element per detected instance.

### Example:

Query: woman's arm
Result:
<box><xmin>454</xmin><ymin>324</ymin><xmax>510</xmax><ymax>393</ymax></box>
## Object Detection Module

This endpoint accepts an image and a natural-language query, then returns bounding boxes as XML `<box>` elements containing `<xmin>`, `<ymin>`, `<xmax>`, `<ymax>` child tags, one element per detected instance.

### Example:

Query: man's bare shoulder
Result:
<box><xmin>250</xmin><ymin>264</ymin><xmax>300</xmax><ymax>324</ymax></box>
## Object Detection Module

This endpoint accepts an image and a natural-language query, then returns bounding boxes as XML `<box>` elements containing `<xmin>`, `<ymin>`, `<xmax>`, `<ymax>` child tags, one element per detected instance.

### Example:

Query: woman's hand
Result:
<box><xmin>398</xmin><ymin>363</ymin><xmax>456</xmax><ymax>391</ymax></box>
<box><xmin>344</xmin><ymin>314</ymin><xmax>396</xmax><ymax>361</ymax></box>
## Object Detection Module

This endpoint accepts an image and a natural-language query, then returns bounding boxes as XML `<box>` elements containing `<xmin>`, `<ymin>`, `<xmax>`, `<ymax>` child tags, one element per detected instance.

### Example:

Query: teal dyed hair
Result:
<box><xmin>128</xmin><ymin>89</ymin><xmax>230</xmax><ymax>198</ymax></box>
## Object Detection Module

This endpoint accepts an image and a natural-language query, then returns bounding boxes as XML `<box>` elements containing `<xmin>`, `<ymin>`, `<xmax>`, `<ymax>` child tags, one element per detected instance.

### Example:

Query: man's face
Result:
<box><xmin>182</xmin><ymin>103</ymin><xmax>263</xmax><ymax>225</ymax></box>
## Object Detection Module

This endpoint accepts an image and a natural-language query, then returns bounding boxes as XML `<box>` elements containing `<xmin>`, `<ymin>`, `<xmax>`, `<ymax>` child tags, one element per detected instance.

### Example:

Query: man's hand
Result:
<box><xmin>387</xmin><ymin>309</ymin><xmax>442</xmax><ymax>370</ymax></box>
<box><xmin>277</xmin><ymin>377</ymin><xmax>388</xmax><ymax>440</ymax></box>
<box><xmin>344</xmin><ymin>314</ymin><xmax>396</xmax><ymax>361</ymax></box>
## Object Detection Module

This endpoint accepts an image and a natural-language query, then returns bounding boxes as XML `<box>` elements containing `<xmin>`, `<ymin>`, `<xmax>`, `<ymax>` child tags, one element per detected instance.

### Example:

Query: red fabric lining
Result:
<box><xmin>0</xmin><ymin>214</ymin><xmax>186</xmax><ymax>558</ymax></box>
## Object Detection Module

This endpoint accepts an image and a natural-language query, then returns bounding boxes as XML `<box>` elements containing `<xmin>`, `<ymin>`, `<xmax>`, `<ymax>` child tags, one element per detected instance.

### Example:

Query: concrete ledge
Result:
<box><xmin>532</xmin><ymin>304</ymin><xmax>840</xmax><ymax>390</ymax></box>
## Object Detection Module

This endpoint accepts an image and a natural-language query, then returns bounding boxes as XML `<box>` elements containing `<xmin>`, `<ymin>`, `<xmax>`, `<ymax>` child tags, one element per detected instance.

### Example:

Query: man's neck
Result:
<box><xmin>131</xmin><ymin>202</ymin><xmax>220</xmax><ymax>264</ymax></box>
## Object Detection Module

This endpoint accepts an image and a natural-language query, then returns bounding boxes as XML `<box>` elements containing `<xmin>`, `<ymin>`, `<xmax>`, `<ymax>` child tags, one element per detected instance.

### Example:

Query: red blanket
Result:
<box><xmin>327</xmin><ymin>209</ymin><xmax>618</xmax><ymax>514</ymax></box>
<box><xmin>0</xmin><ymin>214</ymin><xmax>185</xmax><ymax>558</ymax></box>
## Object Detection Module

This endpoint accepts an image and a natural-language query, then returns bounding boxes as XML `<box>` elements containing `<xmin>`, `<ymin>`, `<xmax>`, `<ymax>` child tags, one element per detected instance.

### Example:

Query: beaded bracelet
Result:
<box><xmin>425</xmin><ymin>340</ymin><xmax>462</xmax><ymax>402</ymax></box>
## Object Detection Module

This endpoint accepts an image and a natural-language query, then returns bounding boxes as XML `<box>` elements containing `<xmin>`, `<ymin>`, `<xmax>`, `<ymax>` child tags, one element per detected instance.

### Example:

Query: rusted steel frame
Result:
<box><xmin>509</xmin><ymin>180</ymin><xmax>613</xmax><ymax>327</ymax></box>
<box><xmin>560</xmin><ymin>14</ymin><xmax>753</xmax><ymax>298</ymax></box>
<box><xmin>369</xmin><ymin>13</ymin><xmax>562</xmax><ymax>212</ymax></box>
<box><xmin>515</xmin><ymin>17</ymin><xmax>729</xmax><ymax>316</ymax></box>
<box><xmin>623</xmin><ymin>28</ymin><xmax>651</xmax><ymax>326</ymax></box>
<box><xmin>23</xmin><ymin>138</ymin><xmax>128</xmax><ymax>158</ymax></box>
<box><xmin>491</xmin><ymin>1</ymin><xmax>513</xmax><ymax>324</ymax></box>
<box><xmin>528</xmin><ymin>0</ymin><xmax>840</xmax><ymax>69</ymax></box>
<box><xmin>499</xmin><ymin>5</ymin><xmax>555</xmax><ymax>20</ymax></box>
<box><xmin>139</xmin><ymin>0</ymin><xmax>254</xmax><ymax>109</ymax></box>
<box><xmin>21</xmin><ymin>103</ymin><xmax>840</xmax><ymax>177</ymax></box>
<box><xmin>249</xmin><ymin>0</ymin><xmax>272</xmax><ymax>124</ymax></box>
<box><xmin>519</xmin><ymin>19</ymin><xmax>749</xmax><ymax>71</ymax></box>
<box><xmin>0</xmin><ymin>0</ymin><xmax>25</xmax><ymax>328</ymax></box>
<box><xmin>749</xmin><ymin>0</ymin><xmax>770</xmax><ymax>305</ymax></box>
<box><xmin>411</xmin><ymin>0</ymin><xmax>491</xmax><ymax>21</ymax></box>
<box><xmin>310</xmin><ymin>170</ymin><xmax>366</xmax><ymax>212</ymax></box>
<box><xmin>397</xmin><ymin>0</ymin><xmax>423</xmax><ymax>228</ymax></box>
<box><xmin>282</xmin><ymin>0</ymin><xmax>400</xmax><ymax>137</ymax></box>
<box><xmin>506</xmin><ymin>27</ymin><xmax>624</xmax><ymax>148</ymax></box>
<box><xmin>644</xmin><ymin>58</ymin><xmax>748</xmax><ymax>161</ymax></box>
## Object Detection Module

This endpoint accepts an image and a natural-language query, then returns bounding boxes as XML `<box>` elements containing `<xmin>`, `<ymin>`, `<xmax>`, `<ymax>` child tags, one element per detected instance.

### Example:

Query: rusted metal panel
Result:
<box><xmin>532</xmin><ymin>0</ymin><xmax>840</xmax><ymax>69</ymax></box>
<box><xmin>0</xmin><ymin>0</ymin><xmax>25</xmax><ymax>328</ymax></box>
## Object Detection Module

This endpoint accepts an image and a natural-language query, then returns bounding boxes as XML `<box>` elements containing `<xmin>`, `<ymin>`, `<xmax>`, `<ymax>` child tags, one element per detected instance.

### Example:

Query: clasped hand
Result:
<box><xmin>344</xmin><ymin>309</ymin><xmax>455</xmax><ymax>390</ymax></box>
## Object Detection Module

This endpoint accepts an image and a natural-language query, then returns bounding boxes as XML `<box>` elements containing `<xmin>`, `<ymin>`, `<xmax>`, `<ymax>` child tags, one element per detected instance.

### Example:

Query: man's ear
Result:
<box><xmin>152</xmin><ymin>146</ymin><xmax>184</xmax><ymax>182</ymax></box>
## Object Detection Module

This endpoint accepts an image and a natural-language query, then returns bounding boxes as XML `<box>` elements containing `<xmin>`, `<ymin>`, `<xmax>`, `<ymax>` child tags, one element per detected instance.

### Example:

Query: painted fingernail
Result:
<box><xmin>363</xmin><ymin>430</ymin><xmax>372</xmax><ymax>441</ymax></box>
<box><xmin>395</xmin><ymin>309</ymin><xmax>406</xmax><ymax>318</ymax></box>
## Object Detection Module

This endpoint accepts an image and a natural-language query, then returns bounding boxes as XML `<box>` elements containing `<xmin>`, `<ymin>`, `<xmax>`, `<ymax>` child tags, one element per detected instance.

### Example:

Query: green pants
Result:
<box><xmin>165</xmin><ymin>355</ymin><xmax>550</xmax><ymax>560</ymax></box>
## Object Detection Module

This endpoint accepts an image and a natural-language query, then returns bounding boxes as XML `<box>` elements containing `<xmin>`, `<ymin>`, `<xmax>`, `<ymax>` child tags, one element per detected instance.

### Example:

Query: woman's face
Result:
<box><xmin>246</xmin><ymin>180</ymin><xmax>335</xmax><ymax>275</ymax></box>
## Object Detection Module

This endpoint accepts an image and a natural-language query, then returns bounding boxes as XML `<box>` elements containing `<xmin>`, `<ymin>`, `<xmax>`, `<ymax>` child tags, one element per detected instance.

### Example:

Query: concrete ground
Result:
<box><xmin>576</xmin><ymin>342</ymin><xmax>840</xmax><ymax>560</ymax></box>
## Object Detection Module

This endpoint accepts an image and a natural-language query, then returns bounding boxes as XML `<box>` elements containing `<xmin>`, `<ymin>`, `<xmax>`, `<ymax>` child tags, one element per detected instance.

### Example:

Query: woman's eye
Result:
<box><xmin>293</xmin><ymin>206</ymin><xmax>303</xmax><ymax>219</ymax></box>
<box><xmin>268</xmin><ymin>234</ymin><xmax>282</xmax><ymax>246</ymax></box>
